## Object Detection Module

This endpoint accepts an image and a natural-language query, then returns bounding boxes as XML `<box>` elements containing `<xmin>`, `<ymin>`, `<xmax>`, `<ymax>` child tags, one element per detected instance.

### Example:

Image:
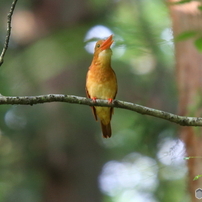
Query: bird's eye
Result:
<box><xmin>97</xmin><ymin>44</ymin><xmax>100</xmax><ymax>48</ymax></box>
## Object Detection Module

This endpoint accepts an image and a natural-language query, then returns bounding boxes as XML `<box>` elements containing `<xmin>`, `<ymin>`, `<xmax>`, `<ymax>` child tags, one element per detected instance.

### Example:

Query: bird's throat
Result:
<box><xmin>93</xmin><ymin>50</ymin><xmax>112</xmax><ymax>67</ymax></box>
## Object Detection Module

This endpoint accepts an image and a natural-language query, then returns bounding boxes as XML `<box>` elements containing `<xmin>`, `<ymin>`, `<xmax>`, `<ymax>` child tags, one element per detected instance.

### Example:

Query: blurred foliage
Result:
<box><xmin>171</xmin><ymin>0</ymin><xmax>192</xmax><ymax>4</ymax></box>
<box><xmin>195</xmin><ymin>37</ymin><xmax>202</xmax><ymax>52</ymax></box>
<box><xmin>0</xmin><ymin>0</ymin><xmax>189</xmax><ymax>202</ymax></box>
<box><xmin>175</xmin><ymin>31</ymin><xmax>197</xmax><ymax>41</ymax></box>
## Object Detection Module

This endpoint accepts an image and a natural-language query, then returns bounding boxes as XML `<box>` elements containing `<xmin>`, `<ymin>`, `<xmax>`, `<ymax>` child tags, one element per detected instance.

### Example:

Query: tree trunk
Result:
<box><xmin>169</xmin><ymin>1</ymin><xmax>202</xmax><ymax>201</ymax></box>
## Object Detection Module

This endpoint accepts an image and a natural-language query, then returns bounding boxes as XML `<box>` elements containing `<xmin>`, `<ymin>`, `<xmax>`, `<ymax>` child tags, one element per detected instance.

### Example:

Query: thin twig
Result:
<box><xmin>0</xmin><ymin>94</ymin><xmax>202</xmax><ymax>127</ymax></box>
<box><xmin>0</xmin><ymin>0</ymin><xmax>18</xmax><ymax>66</ymax></box>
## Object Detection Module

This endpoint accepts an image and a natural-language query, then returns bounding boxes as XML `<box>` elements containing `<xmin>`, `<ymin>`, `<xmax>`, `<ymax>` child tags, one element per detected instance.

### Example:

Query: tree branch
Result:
<box><xmin>0</xmin><ymin>94</ymin><xmax>202</xmax><ymax>127</ymax></box>
<box><xmin>0</xmin><ymin>0</ymin><xmax>18</xmax><ymax>66</ymax></box>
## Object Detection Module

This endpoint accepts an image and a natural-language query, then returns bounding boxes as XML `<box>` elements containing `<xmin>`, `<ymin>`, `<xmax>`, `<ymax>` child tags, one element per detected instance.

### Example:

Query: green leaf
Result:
<box><xmin>175</xmin><ymin>31</ymin><xmax>196</xmax><ymax>41</ymax></box>
<box><xmin>172</xmin><ymin>0</ymin><xmax>192</xmax><ymax>4</ymax></box>
<box><xmin>184</xmin><ymin>156</ymin><xmax>202</xmax><ymax>160</ymax></box>
<box><xmin>195</xmin><ymin>37</ymin><xmax>202</xmax><ymax>52</ymax></box>
<box><xmin>193</xmin><ymin>175</ymin><xmax>202</xmax><ymax>181</ymax></box>
<box><xmin>198</xmin><ymin>5</ymin><xmax>202</xmax><ymax>11</ymax></box>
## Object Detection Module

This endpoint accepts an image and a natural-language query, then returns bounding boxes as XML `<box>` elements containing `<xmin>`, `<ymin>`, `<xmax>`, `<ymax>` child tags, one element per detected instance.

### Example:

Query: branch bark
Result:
<box><xmin>1</xmin><ymin>94</ymin><xmax>202</xmax><ymax>127</ymax></box>
<box><xmin>0</xmin><ymin>0</ymin><xmax>18</xmax><ymax>66</ymax></box>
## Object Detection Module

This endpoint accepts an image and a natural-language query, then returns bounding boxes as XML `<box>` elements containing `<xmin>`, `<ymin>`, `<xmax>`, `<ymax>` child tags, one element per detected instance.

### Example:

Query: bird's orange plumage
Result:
<box><xmin>86</xmin><ymin>35</ymin><xmax>117</xmax><ymax>138</ymax></box>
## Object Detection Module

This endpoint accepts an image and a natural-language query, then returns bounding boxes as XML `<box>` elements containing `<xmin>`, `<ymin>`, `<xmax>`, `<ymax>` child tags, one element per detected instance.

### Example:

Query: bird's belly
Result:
<box><xmin>88</xmin><ymin>81</ymin><xmax>116</xmax><ymax>99</ymax></box>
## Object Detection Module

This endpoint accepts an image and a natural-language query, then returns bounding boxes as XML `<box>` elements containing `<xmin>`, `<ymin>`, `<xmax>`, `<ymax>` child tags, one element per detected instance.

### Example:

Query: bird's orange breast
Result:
<box><xmin>86</xmin><ymin>65</ymin><xmax>117</xmax><ymax>100</ymax></box>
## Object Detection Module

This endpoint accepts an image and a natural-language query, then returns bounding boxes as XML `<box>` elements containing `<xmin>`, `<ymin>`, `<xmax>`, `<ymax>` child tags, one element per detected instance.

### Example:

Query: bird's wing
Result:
<box><xmin>109</xmin><ymin>69</ymin><xmax>117</xmax><ymax>120</ymax></box>
<box><xmin>86</xmin><ymin>87</ymin><xmax>98</xmax><ymax>121</ymax></box>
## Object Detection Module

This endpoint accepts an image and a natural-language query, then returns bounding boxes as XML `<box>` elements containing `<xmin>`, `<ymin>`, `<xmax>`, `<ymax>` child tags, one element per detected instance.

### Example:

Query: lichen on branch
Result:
<box><xmin>0</xmin><ymin>94</ymin><xmax>202</xmax><ymax>127</ymax></box>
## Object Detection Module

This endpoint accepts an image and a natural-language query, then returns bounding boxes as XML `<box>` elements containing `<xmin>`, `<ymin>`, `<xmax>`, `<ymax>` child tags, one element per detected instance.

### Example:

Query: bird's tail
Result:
<box><xmin>100</xmin><ymin>122</ymin><xmax>111</xmax><ymax>138</ymax></box>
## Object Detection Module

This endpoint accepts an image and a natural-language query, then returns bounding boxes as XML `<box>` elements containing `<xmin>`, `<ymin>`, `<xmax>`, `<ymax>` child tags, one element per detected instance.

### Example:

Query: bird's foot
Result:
<box><xmin>108</xmin><ymin>98</ymin><xmax>113</xmax><ymax>104</ymax></box>
<box><xmin>92</xmin><ymin>97</ymin><xmax>97</xmax><ymax>102</ymax></box>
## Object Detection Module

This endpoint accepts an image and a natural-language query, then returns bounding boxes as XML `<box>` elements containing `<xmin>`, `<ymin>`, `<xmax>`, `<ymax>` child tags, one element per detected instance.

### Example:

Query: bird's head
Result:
<box><xmin>94</xmin><ymin>35</ymin><xmax>114</xmax><ymax>59</ymax></box>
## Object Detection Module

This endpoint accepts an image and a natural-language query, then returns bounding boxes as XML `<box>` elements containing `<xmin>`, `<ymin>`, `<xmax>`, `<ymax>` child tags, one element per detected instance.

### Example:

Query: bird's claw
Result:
<box><xmin>108</xmin><ymin>98</ymin><xmax>113</xmax><ymax>104</ymax></box>
<box><xmin>92</xmin><ymin>97</ymin><xmax>97</xmax><ymax>102</ymax></box>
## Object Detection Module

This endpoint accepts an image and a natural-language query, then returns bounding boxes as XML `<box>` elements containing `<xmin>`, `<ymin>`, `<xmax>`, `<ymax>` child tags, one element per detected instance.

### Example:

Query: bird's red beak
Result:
<box><xmin>100</xmin><ymin>35</ymin><xmax>114</xmax><ymax>50</ymax></box>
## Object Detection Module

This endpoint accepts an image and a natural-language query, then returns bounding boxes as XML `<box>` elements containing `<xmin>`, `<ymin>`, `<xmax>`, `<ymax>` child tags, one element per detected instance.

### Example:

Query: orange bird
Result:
<box><xmin>86</xmin><ymin>35</ymin><xmax>117</xmax><ymax>138</ymax></box>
